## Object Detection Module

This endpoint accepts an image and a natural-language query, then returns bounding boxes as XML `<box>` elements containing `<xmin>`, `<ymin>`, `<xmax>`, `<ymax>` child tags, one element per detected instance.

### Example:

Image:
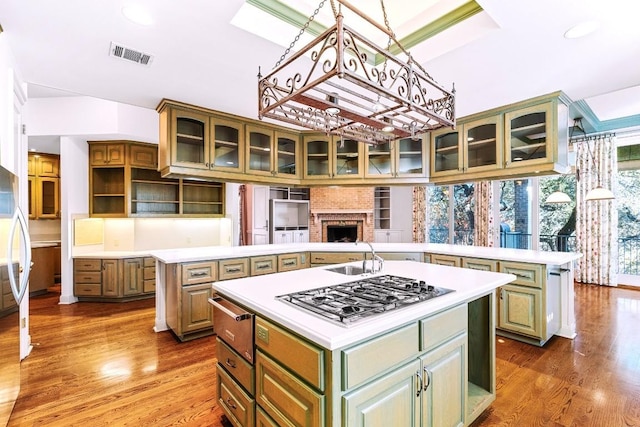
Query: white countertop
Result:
<box><xmin>148</xmin><ymin>242</ymin><xmax>581</xmax><ymax>265</ymax></box>
<box><xmin>213</xmin><ymin>261</ymin><xmax>516</xmax><ymax>350</ymax></box>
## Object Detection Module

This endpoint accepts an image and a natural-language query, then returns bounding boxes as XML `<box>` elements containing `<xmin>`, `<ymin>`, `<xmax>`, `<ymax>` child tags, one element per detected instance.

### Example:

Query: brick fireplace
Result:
<box><xmin>309</xmin><ymin>187</ymin><xmax>374</xmax><ymax>242</ymax></box>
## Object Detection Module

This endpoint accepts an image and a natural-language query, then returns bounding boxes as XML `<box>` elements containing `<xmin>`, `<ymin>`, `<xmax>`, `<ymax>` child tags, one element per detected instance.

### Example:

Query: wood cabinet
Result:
<box><xmin>28</xmin><ymin>153</ymin><xmax>60</xmax><ymax>219</ymax></box>
<box><xmin>309</xmin><ymin>252</ymin><xmax>365</xmax><ymax>266</ymax></box>
<box><xmin>89</xmin><ymin>141</ymin><xmax>225</xmax><ymax>218</ymax></box>
<box><xmin>74</xmin><ymin>257</ymin><xmax>155</xmax><ymax>301</ymax></box>
<box><xmin>365</xmin><ymin>136</ymin><xmax>428</xmax><ymax>181</ymax></box>
<box><xmin>0</xmin><ymin>264</ymin><xmax>17</xmax><ymax>313</ymax></box>
<box><xmin>246</xmin><ymin>124</ymin><xmax>300</xmax><ymax>179</ymax></box>
<box><xmin>30</xmin><ymin>246</ymin><xmax>57</xmax><ymax>296</ymax></box>
<box><xmin>429</xmin><ymin>254</ymin><xmax>462</xmax><ymax>267</ymax></box>
<box><xmin>277</xmin><ymin>252</ymin><xmax>309</xmax><ymax>272</ymax></box>
<box><xmin>429</xmin><ymin>91</ymin><xmax>570</xmax><ymax>184</ymax></box>
<box><xmin>269</xmin><ymin>199</ymin><xmax>309</xmax><ymax>244</ymax></box>
<box><xmin>303</xmin><ymin>133</ymin><xmax>364</xmax><ymax>181</ymax></box>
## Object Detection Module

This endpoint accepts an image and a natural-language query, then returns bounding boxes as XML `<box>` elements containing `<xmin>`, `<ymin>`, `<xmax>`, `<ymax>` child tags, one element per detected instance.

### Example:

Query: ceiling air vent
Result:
<box><xmin>109</xmin><ymin>42</ymin><xmax>153</xmax><ymax>66</ymax></box>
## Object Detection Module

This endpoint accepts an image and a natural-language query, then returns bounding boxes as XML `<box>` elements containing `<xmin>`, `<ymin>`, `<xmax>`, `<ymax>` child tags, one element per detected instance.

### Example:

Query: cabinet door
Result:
<box><xmin>429</xmin><ymin>254</ymin><xmax>461</xmax><ymax>267</ymax></box>
<box><xmin>334</xmin><ymin>138</ymin><xmax>363</xmax><ymax>178</ymax></box>
<box><xmin>90</xmin><ymin>143</ymin><xmax>125</xmax><ymax>166</ymax></box>
<box><xmin>272</xmin><ymin>230</ymin><xmax>293</xmax><ymax>244</ymax></box>
<box><xmin>171</xmin><ymin>109</ymin><xmax>211</xmax><ymax>170</ymax></box>
<box><xmin>504</xmin><ymin>102</ymin><xmax>553</xmax><ymax>169</ymax></box>
<box><xmin>396</xmin><ymin>136</ymin><xmax>427</xmax><ymax>177</ymax></box>
<box><xmin>292</xmin><ymin>230</ymin><xmax>309</xmax><ymax>243</ymax></box>
<box><xmin>275</xmin><ymin>130</ymin><xmax>298</xmax><ymax>178</ymax></box>
<box><xmin>420</xmin><ymin>333</ymin><xmax>467</xmax><ymax>427</ymax></box>
<box><xmin>36</xmin><ymin>177</ymin><xmax>59</xmax><ymax>219</ymax></box>
<box><xmin>343</xmin><ymin>359</ymin><xmax>420</xmax><ymax>427</ymax></box>
<box><xmin>27</xmin><ymin>177</ymin><xmax>35</xmax><ymax>219</ymax></box>
<box><xmin>303</xmin><ymin>134</ymin><xmax>331</xmax><ymax>179</ymax></box>
<box><xmin>430</xmin><ymin>128</ymin><xmax>462</xmax><ymax>177</ymax></box>
<box><xmin>123</xmin><ymin>258</ymin><xmax>143</xmax><ymax>296</ymax></box>
<box><xmin>246</xmin><ymin>125</ymin><xmax>274</xmax><ymax>176</ymax></box>
<box><xmin>365</xmin><ymin>141</ymin><xmax>394</xmax><ymax>178</ymax></box>
<box><xmin>211</xmin><ymin>116</ymin><xmax>243</xmax><ymax>172</ymax></box>
<box><xmin>37</xmin><ymin>155</ymin><xmax>60</xmax><ymax>177</ymax></box>
<box><xmin>180</xmin><ymin>283</ymin><xmax>214</xmax><ymax>334</ymax></box>
<box><xmin>464</xmin><ymin>116</ymin><xmax>502</xmax><ymax>173</ymax></box>
<box><xmin>129</xmin><ymin>144</ymin><xmax>158</xmax><ymax>168</ymax></box>
<box><xmin>101</xmin><ymin>259</ymin><xmax>122</xmax><ymax>297</ymax></box>
<box><xmin>498</xmin><ymin>284</ymin><xmax>543</xmax><ymax>338</ymax></box>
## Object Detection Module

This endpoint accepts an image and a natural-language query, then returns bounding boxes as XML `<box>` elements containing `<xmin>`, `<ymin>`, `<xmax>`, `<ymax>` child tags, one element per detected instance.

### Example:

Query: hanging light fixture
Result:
<box><xmin>545</xmin><ymin>189</ymin><xmax>572</xmax><ymax>204</ymax></box>
<box><xmin>571</xmin><ymin>118</ymin><xmax>615</xmax><ymax>201</ymax></box>
<box><xmin>257</xmin><ymin>0</ymin><xmax>455</xmax><ymax>145</ymax></box>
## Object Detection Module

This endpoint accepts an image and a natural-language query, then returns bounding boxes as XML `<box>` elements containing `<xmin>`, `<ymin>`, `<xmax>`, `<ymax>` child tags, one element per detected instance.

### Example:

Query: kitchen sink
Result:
<box><xmin>325</xmin><ymin>265</ymin><xmax>365</xmax><ymax>275</ymax></box>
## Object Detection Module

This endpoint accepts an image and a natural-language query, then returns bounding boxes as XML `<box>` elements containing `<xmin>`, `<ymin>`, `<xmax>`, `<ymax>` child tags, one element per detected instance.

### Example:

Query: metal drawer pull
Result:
<box><xmin>209</xmin><ymin>297</ymin><xmax>252</xmax><ymax>321</ymax></box>
<box><xmin>256</xmin><ymin>263</ymin><xmax>270</xmax><ymax>269</ymax></box>
<box><xmin>190</xmin><ymin>271</ymin><xmax>207</xmax><ymax>277</ymax></box>
<box><xmin>423</xmin><ymin>367</ymin><xmax>430</xmax><ymax>390</ymax></box>
<box><xmin>283</xmin><ymin>260</ymin><xmax>296</xmax><ymax>266</ymax></box>
<box><xmin>226</xmin><ymin>397</ymin><xmax>237</xmax><ymax>410</ymax></box>
<box><xmin>315</xmin><ymin>257</ymin><xmax>325</xmax><ymax>261</ymax></box>
<box><xmin>226</xmin><ymin>267</ymin><xmax>241</xmax><ymax>273</ymax></box>
<box><xmin>415</xmin><ymin>371</ymin><xmax>423</xmax><ymax>397</ymax></box>
<box><xmin>225</xmin><ymin>358</ymin><xmax>236</xmax><ymax>369</ymax></box>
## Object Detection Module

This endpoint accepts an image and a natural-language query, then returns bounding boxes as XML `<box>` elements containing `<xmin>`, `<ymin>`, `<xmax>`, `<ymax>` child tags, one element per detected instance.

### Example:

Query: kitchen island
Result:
<box><xmin>211</xmin><ymin>261</ymin><xmax>516</xmax><ymax>427</ymax></box>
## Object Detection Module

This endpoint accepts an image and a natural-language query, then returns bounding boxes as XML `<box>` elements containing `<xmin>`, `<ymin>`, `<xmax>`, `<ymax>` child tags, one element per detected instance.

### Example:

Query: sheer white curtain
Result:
<box><xmin>473</xmin><ymin>181</ymin><xmax>496</xmax><ymax>247</ymax></box>
<box><xmin>575</xmin><ymin>134</ymin><xmax>618</xmax><ymax>286</ymax></box>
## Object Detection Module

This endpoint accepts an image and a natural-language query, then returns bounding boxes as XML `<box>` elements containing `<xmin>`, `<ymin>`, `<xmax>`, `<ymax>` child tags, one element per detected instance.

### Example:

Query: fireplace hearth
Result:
<box><xmin>326</xmin><ymin>225</ymin><xmax>358</xmax><ymax>243</ymax></box>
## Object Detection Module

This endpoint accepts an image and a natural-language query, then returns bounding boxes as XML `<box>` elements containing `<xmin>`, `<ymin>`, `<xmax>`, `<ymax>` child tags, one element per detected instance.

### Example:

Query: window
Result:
<box><xmin>428</xmin><ymin>183</ymin><xmax>475</xmax><ymax>245</ymax></box>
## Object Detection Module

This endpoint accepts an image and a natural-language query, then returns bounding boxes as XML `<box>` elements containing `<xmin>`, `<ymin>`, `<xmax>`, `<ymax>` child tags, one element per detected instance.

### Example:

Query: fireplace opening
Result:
<box><xmin>326</xmin><ymin>225</ymin><xmax>358</xmax><ymax>243</ymax></box>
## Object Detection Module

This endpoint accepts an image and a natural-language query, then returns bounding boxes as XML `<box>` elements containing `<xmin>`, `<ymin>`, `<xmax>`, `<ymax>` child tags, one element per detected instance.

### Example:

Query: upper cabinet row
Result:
<box><xmin>157</xmin><ymin>100</ymin><xmax>428</xmax><ymax>186</ymax></box>
<box><xmin>430</xmin><ymin>91</ymin><xmax>570</xmax><ymax>184</ymax></box>
<box><xmin>28</xmin><ymin>153</ymin><xmax>60</xmax><ymax>219</ymax></box>
<box><xmin>157</xmin><ymin>92</ymin><xmax>570</xmax><ymax>187</ymax></box>
<box><xmin>89</xmin><ymin>141</ymin><xmax>224</xmax><ymax>218</ymax></box>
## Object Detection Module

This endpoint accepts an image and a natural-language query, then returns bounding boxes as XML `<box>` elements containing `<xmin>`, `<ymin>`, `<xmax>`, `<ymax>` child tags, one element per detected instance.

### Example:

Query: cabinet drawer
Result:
<box><xmin>74</xmin><ymin>259</ymin><xmax>101</xmax><ymax>271</ymax></box>
<box><xmin>180</xmin><ymin>261</ymin><xmax>217</xmax><ymax>285</ymax></box>
<box><xmin>462</xmin><ymin>257</ymin><xmax>497</xmax><ymax>272</ymax></box>
<box><xmin>255</xmin><ymin>316</ymin><xmax>324</xmax><ymax>391</ymax></box>
<box><xmin>310</xmin><ymin>252</ymin><xmax>364</xmax><ymax>264</ymax></box>
<box><xmin>250</xmin><ymin>255</ymin><xmax>277</xmax><ymax>276</ymax></box>
<box><xmin>219</xmin><ymin>258</ymin><xmax>249</xmax><ymax>281</ymax></box>
<box><xmin>143</xmin><ymin>257</ymin><xmax>155</xmax><ymax>267</ymax></box>
<box><xmin>429</xmin><ymin>254</ymin><xmax>461</xmax><ymax>267</ymax></box>
<box><xmin>377</xmin><ymin>252</ymin><xmax>422</xmax><ymax>262</ymax></box>
<box><xmin>218</xmin><ymin>366</ymin><xmax>255</xmax><ymax>427</ymax></box>
<box><xmin>420</xmin><ymin>304</ymin><xmax>468</xmax><ymax>353</ymax></box>
<box><xmin>143</xmin><ymin>279</ymin><xmax>156</xmax><ymax>293</ymax></box>
<box><xmin>74</xmin><ymin>283</ymin><xmax>101</xmax><ymax>296</ymax></box>
<box><xmin>277</xmin><ymin>253</ymin><xmax>302</xmax><ymax>272</ymax></box>
<box><xmin>256</xmin><ymin>350</ymin><xmax>324</xmax><ymax>427</ymax></box>
<box><xmin>499</xmin><ymin>261</ymin><xmax>544</xmax><ymax>288</ymax></box>
<box><xmin>342</xmin><ymin>322</ymin><xmax>419</xmax><ymax>390</ymax></box>
<box><xmin>217</xmin><ymin>338</ymin><xmax>255</xmax><ymax>394</ymax></box>
<box><xmin>256</xmin><ymin>406</ymin><xmax>279</xmax><ymax>427</ymax></box>
<box><xmin>143</xmin><ymin>266</ymin><xmax>156</xmax><ymax>281</ymax></box>
<box><xmin>74</xmin><ymin>271</ymin><xmax>101</xmax><ymax>284</ymax></box>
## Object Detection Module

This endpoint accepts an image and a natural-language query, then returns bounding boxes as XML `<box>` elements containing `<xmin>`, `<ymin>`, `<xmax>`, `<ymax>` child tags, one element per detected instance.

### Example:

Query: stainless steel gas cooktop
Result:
<box><xmin>276</xmin><ymin>275</ymin><xmax>455</xmax><ymax>326</ymax></box>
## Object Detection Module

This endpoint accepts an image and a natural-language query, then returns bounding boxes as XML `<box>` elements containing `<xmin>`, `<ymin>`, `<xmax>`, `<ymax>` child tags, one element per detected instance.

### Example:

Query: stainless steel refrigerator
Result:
<box><xmin>0</xmin><ymin>165</ymin><xmax>32</xmax><ymax>426</ymax></box>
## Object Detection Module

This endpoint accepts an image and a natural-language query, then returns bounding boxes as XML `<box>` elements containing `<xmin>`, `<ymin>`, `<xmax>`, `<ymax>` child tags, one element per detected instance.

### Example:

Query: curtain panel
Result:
<box><xmin>473</xmin><ymin>181</ymin><xmax>496</xmax><ymax>247</ymax></box>
<box><xmin>412</xmin><ymin>186</ymin><xmax>427</xmax><ymax>243</ymax></box>
<box><xmin>575</xmin><ymin>134</ymin><xmax>618</xmax><ymax>286</ymax></box>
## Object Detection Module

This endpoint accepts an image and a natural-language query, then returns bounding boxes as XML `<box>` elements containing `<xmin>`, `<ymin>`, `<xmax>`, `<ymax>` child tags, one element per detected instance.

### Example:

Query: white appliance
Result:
<box><xmin>0</xmin><ymin>165</ymin><xmax>31</xmax><ymax>426</ymax></box>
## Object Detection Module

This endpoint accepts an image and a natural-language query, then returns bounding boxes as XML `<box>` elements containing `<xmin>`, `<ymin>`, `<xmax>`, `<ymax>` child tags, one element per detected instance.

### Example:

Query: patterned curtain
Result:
<box><xmin>412</xmin><ymin>186</ymin><xmax>427</xmax><ymax>243</ymax></box>
<box><xmin>239</xmin><ymin>185</ymin><xmax>249</xmax><ymax>246</ymax></box>
<box><xmin>575</xmin><ymin>134</ymin><xmax>618</xmax><ymax>286</ymax></box>
<box><xmin>473</xmin><ymin>181</ymin><xmax>496</xmax><ymax>247</ymax></box>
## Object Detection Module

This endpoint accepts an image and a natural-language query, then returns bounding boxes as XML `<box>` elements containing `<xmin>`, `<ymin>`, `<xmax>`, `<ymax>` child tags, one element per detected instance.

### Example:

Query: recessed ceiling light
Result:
<box><xmin>122</xmin><ymin>5</ymin><xmax>153</xmax><ymax>26</ymax></box>
<box><xmin>564</xmin><ymin>20</ymin><xmax>600</xmax><ymax>39</ymax></box>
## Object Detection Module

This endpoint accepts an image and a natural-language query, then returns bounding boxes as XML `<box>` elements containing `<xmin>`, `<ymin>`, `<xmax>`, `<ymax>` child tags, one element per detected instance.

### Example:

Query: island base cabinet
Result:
<box><xmin>180</xmin><ymin>283</ymin><xmax>214</xmax><ymax>336</ymax></box>
<box><xmin>343</xmin><ymin>360</ymin><xmax>420</xmax><ymax>427</ymax></box>
<box><xmin>498</xmin><ymin>284</ymin><xmax>542</xmax><ymax>339</ymax></box>
<box><xmin>256</xmin><ymin>406</ymin><xmax>279</xmax><ymax>427</ymax></box>
<box><xmin>255</xmin><ymin>350</ymin><xmax>325</xmax><ymax>427</ymax></box>
<box><xmin>218</xmin><ymin>366</ymin><xmax>255</xmax><ymax>427</ymax></box>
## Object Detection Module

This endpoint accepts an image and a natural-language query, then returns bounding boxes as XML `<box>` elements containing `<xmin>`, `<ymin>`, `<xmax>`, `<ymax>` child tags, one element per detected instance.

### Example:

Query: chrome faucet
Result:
<box><xmin>356</xmin><ymin>239</ymin><xmax>384</xmax><ymax>274</ymax></box>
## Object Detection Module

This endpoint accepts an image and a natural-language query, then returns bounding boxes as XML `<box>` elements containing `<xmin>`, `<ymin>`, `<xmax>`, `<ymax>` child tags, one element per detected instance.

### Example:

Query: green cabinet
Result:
<box><xmin>245</xmin><ymin>125</ymin><xmax>300</xmax><ymax>179</ymax></box>
<box><xmin>303</xmin><ymin>133</ymin><xmax>364</xmax><ymax>181</ymax></box>
<box><xmin>365</xmin><ymin>136</ymin><xmax>427</xmax><ymax>181</ymax></box>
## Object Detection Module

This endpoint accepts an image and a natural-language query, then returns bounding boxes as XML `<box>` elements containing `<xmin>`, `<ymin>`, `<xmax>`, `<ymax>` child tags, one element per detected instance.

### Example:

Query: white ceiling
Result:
<box><xmin>2</xmin><ymin>0</ymin><xmax>640</xmax><ymax>153</ymax></box>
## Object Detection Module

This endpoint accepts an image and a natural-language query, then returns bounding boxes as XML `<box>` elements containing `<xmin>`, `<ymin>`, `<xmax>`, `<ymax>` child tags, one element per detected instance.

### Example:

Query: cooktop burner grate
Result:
<box><xmin>276</xmin><ymin>275</ymin><xmax>454</xmax><ymax>325</ymax></box>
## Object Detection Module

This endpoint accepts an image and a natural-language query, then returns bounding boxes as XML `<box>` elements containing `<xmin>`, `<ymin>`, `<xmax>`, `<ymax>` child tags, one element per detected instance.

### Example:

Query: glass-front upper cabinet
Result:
<box><xmin>334</xmin><ymin>138</ymin><xmax>362</xmax><ymax>178</ymax></box>
<box><xmin>464</xmin><ymin>116</ymin><xmax>502</xmax><ymax>173</ymax></box>
<box><xmin>430</xmin><ymin>128</ymin><xmax>462</xmax><ymax>177</ymax></box>
<box><xmin>396</xmin><ymin>136</ymin><xmax>426</xmax><ymax>177</ymax></box>
<box><xmin>246</xmin><ymin>125</ymin><xmax>273</xmax><ymax>176</ymax></box>
<box><xmin>211</xmin><ymin>117</ymin><xmax>243</xmax><ymax>173</ymax></box>
<box><xmin>365</xmin><ymin>141</ymin><xmax>393</xmax><ymax>178</ymax></box>
<box><xmin>504</xmin><ymin>102</ymin><xmax>553</xmax><ymax>168</ymax></box>
<box><xmin>303</xmin><ymin>134</ymin><xmax>331</xmax><ymax>180</ymax></box>
<box><xmin>275</xmin><ymin>130</ymin><xmax>298</xmax><ymax>178</ymax></box>
<box><xmin>171</xmin><ymin>109</ymin><xmax>210</xmax><ymax>170</ymax></box>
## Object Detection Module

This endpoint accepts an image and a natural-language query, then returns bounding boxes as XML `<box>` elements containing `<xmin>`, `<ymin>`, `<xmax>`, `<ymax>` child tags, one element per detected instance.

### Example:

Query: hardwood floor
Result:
<box><xmin>8</xmin><ymin>283</ymin><xmax>640</xmax><ymax>426</ymax></box>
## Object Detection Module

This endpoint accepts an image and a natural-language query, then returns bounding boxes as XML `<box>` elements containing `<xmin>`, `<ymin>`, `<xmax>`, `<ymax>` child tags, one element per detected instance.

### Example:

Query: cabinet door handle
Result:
<box><xmin>415</xmin><ymin>370</ymin><xmax>423</xmax><ymax>397</ymax></box>
<box><xmin>500</xmin><ymin>289</ymin><xmax>504</xmax><ymax>300</ymax></box>
<box><xmin>315</xmin><ymin>257</ymin><xmax>325</xmax><ymax>261</ymax></box>
<box><xmin>225</xmin><ymin>358</ymin><xmax>236</xmax><ymax>369</ymax></box>
<box><xmin>225</xmin><ymin>397</ymin><xmax>237</xmax><ymax>410</ymax></box>
<box><xmin>423</xmin><ymin>367</ymin><xmax>430</xmax><ymax>390</ymax></box>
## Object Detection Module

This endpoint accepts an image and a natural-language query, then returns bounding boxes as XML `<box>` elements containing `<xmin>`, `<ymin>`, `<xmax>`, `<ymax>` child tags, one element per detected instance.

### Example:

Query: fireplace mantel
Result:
<box><xmin>310</xmin><ymin>209</ymin><xmax>374</xmax><ymax>225</ymax></box>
